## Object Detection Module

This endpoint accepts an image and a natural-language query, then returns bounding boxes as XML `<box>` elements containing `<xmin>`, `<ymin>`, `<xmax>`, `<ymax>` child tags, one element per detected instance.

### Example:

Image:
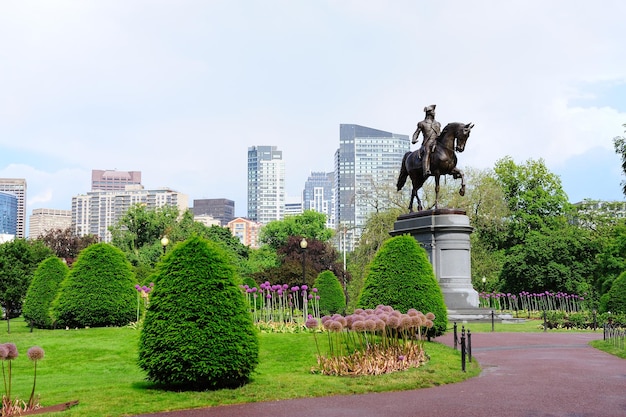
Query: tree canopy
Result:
<box><xmin>259</xmin><ymin>210</ymin><xmax>333</xmax><ymax>250</ymax></box>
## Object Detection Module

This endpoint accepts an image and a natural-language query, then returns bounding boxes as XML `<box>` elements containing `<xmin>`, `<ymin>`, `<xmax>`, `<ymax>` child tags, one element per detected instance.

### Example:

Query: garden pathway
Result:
<box><xmin>136</xmin><ymin>332</ymin><xmax>626</xmax><ymax>417</ymax></box>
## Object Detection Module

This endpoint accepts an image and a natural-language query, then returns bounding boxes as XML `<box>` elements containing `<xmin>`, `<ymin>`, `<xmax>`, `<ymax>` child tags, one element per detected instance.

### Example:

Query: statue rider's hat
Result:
<box><xmin>424</xmin><ymin>104</ymin><xmax>436</xmax><ymax>113</ymax></box>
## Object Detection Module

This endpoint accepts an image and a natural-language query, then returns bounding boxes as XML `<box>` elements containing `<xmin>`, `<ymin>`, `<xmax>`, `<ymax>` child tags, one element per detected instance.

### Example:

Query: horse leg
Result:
<box><xmin>408</xmin><ymin>187</ymin><xmax>415</xmax><ymax>212</ymax></box>
<box><xmin>434</xmin><ymin>175</ymin><xmax>440</xmax><ymax>209</ymax></box>
<box><xmin>452</xmin><ymin>168</ymin><xmax>466</xmax><ymax>196</ymax></box>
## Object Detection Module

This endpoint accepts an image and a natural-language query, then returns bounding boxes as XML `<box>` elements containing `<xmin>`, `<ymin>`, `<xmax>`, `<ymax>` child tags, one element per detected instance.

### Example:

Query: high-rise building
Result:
<box><xmin>29</xmin><ymin>208</ymin><xmax>72</xmax><ymax>239</ymax></box>
<box><xmin>0</xmin><ymin>178</ymin><xmax>26</xmax><ymax>239</ymax></box>
<box><xmin>91</xmin><ymin>169</ymin><xmax>142</xmax><ymax>191</ymax></box>
<box><xmin>284</xmin><ymin>196</ymin><xmax>304</xmax><ymax>217</ymax></box>
<box><xmin>247</xmin><ymin>145</ymin><xmax>285</xmax><ymax>224</ymax></box>
<box><xmin>334</xmin><ymin>124</ymin><xmax>410</xmax><ymax>251</ymax></box>
<box><xmin>303</xmin><ymin>171</ymin><xmax>334</xmax><ymax>228</ymax></box>
<box><xmin>0</xmin><ymin>191</ymin><xmax>17</xmax><ymax>241</ymax></box>
<box><xmin>72</xmin><ymin>186</ymin><xmax>188</xmax><ymax>242</ymax></box>
<box><xmin>192</xmin><ymin>198</ymin><xmax>235</xmax><ymax>226</ymax></box>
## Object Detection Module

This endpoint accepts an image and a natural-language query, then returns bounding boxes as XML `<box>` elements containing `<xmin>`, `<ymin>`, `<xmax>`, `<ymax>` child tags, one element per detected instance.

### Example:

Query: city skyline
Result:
<box><xmin>1</xmin><ymin>2</ymin><xmax>626</xmax><ymax>218</ymax></box>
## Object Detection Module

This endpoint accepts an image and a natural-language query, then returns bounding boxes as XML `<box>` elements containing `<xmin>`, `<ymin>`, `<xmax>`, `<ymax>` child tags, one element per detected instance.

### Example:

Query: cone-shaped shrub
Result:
<box><xmin>606</xmin><ymin>271</ymin><xmax>626</xmax><ymax>314</ymax></box>
<box><xmin>52</xmin><ymin>243</ymin><xmax>136</xmax><ymax>327</ymax></box>
<box><xmin>23</xmin><ymin>257</ymin><xmax>69</xmax><ymax>329</ymax></box>
<box><xmin>138</xmin><ymin>235</ymin><xmax>259</xmax><ymax>389</ymax></box>
<box><xmin>314</xmin><ymin>270</ymin><xmax>346</xmax><ymax>315</ymax></box>
<box><xmin>356</xmin><ymin>234</ymin><xmax>448</xmax><ymax>336</ymax></box>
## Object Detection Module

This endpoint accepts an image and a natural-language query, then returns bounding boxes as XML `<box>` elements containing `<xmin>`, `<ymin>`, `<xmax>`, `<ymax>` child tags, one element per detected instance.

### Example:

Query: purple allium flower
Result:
<box><xmin>135</xmin><ymin>284</ymin><xmax>141</xmax><ymax>291</ymax></box>
<box><xmin>425</xmin><ymin>312</ymin><xmax>436</xmax><ymax>320</ymax></box>
<box><xmin>27</xmin><ymin>346</ymin><xmax>45</xmax><ymax>361</ymax></box>
<box><xmin>308</xmin><ymin>294</ymin><xmax>313</xmax><ymax>300</ymax></box>
<box><xmin>142</xmin><ymin>286</ymin><xmax>149</xmax><ymax>292</ymax></box>
<box><xmin>398</xmin><ymin>355</ymin><xmax>406</xmax><ymax>361</ymax></box>
<box><xmin>4</xmin><ymin>343</ymin><xmax>18</xmax><ymax>360</ymax></box>
<box><xmin>150</xmin><ymin>282</ymin><xmax>154</xmax><ymax>287</ymax></box>
<box><xmin>282</xmin><ymin>284</ymin><xmax>289</xmax><ymax>290</ymax></box>
<box><xmin>328</xmin><ymin>320</ymin><xmax>343</xmax><ymax>332</ymax></box>
<box><xmin>277</xmin><ymin>289</ymin><xmax>283</xmax><ymax>295</ymax></box>
<box><xmin>0</xmin><ymin>344</ymin><xmax>7</xmax><ymax>360</ymax></box>
<box><xmin>305</xmin><ymin>317</ymin><xmax>319</xmax><ymax>329</ymax></box>
<box><xmin>292</xmin><ymin>286</ymin><xmax>300</xmax><ymax>292</ymax></box>
<box><xmin>312</xmin><ymin>288</ymin><xmax>318</xmax><ymax>293</ymax></box>
<box><xmin>315</xmin><ymin>296</ymin><xmax>320</xmax><ymax>300</ymax></box>
<box><xmin>302</xmin><ymin>285</ymin><xmax>308</xmax><ymax>290</ymax></box>
<box><xmin>352</xmin><ymin>320</ymin><xmax>366</xmax><ymax>332</ymax></box>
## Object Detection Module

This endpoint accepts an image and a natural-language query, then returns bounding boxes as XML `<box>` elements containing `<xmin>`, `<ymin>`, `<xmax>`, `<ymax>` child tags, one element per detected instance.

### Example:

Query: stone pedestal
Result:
<box><xmin>390</xmin><ymin>209</ymin><xmax>479</xmax><ymax>309</ymax></box>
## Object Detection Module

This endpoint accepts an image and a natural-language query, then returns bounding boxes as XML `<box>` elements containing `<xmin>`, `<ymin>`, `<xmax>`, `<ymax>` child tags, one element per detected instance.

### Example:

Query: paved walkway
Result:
<box><xmin>136</xmin><ymin>332</ymin><xmax>626</xmax><ymax>417</ymax></box>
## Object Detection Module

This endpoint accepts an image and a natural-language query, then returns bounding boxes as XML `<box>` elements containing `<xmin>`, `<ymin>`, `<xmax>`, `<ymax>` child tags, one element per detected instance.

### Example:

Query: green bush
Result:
<box><xmin>314</xmin><ymin>270</ymin><xmax>346</xmax><ymax>315</ymax></box>
<box><xmin>23</xmin><ymin>257</ymin><xmax>69</xmax><ymax>328</ymax></box>
<box><xmin>51</xmin><ymin>243</ymin><xmax>136</xmax><ymax>327</ymax></box>
<box><xmin>138</xmin><ymin>235</ymin><xmax>259</xmax><ymax>389</ymax></box>
<box><xmin>356</xmin><ymin>235</ymin><xmax>448</xmax><ymax>337</ymax></box>
<box><xmin>606</xmin><ymin>271</ymin><xmax>626</xmax><ymax>314</ymax></box>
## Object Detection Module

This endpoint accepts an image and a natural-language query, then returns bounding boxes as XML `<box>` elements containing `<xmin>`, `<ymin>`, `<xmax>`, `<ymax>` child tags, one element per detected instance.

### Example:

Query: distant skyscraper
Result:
<box><xmin>0</xmin><ymin>191</ymin><xmax>17</xmax><ymax>240</ymax></box>
<box><xmin>334</xmin><ymin>124</ymin><xmax>410</xmax><ymax>250</ymax></box>
<box><xmin>0</xmin><ymin>178</ymin><xmax>26</xmax><ymax>239</ymax></box>
<box><xmin>91</xmin><ymin>169</ymin><xmax>142</xmax><ymax>191</ymax></box>
<box><xmin>303</xmin><ymin>172</ymin><xmax>334</xmax><ymax>228</ymax></box>
<box><xmin>247</xmin><ymin>145</ymin><xmax>285</xmax><ymax>224</ymax></box>
<box><xmin>29</xmin><ymin>208</ymin><xmax>72</xmax><ymax>239</ymax></box>
<box><xmin>192</xmin><ymin>198</ymin><xmax>235</xmax><ymax>226</ymax></box>
<box><xmin>72</xmin><ymin>187</ymin><xmax>188</xmax><ymax>242</ymax></box>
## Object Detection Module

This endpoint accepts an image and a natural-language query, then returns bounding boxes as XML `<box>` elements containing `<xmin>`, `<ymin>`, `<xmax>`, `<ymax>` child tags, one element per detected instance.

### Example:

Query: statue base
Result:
<box><xmin>390</xmin><ymin>209</ymin><xmax>479</xmax><ymax>310</ymax></box>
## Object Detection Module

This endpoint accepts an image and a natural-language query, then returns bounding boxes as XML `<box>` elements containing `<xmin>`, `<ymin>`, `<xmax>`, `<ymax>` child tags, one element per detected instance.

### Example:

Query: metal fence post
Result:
<box><xmin>468</xmin><ymin>329</ymin><xmax>472</xmax><ymax>363</ymax></box>
<box><xmin>453</xmin><ymin>322</ymin><xmax>458</xmax><ymax>350</ymax></box>
<box><xmin>460</xmin><ymin>327</ymin><xmax>466</xmax><ymax>372</ymax></box>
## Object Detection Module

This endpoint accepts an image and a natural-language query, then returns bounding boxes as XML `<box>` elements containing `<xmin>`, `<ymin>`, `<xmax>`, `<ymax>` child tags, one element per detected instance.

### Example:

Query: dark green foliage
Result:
<box><xmin>499</xmin><ymin>226</ymin><xmax>598</xmax><ymax>295</ymax></box>
<box><xmin>52</xmin><ymin>243</ymin><xmax>136</xmax><ymax>327</ymax></box>
<box><xmin>138</xmin><ymin>235</ymin><xmax>259</xmax><ymax>389</ymax></box>
<box><xmin>356</xmin><ymin>235</ymin><xmax>448</xmax><ymax>337</ymax></box>
<box><xmin>314</xmin><ymin>270</ymin><xmax>346</xmax><ymax>315</ymax></box>
<box><xmin>23</xmin><ymin>257</ymin><xmax>69</xmax><ymax>328</ymax></box>
<box><xmin>605</xmin><ymin>271</ymin><xmax>626</xmax><ymax>314</ymax></box>
<box><xmin>0</xmin><ymin>239</ymin><xmax>53</xmax><ymax>324</ymax></box>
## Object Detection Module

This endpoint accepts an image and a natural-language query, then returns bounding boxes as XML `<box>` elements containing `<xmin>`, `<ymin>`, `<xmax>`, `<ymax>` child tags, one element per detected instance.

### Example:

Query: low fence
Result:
<box><xmin>452</xmin><ymin>322</ymin><xmax>472</xmax><ymax>372</ymax></box>
<box><xmin>604</xmin><ymin>324</ymin><xmax>626</xmax><ymax>350</ymax></box>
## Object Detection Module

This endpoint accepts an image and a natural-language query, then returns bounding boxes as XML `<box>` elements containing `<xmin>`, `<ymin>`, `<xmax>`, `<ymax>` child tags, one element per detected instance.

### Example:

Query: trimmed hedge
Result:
<box><xmin>23</xmin><ymin>256</ymin><xmax>69</xmax><ymax>329</ymax></box>
<box><xmin>138</xmin><ymin>235</ymin><xmax>259</xmax><ymax>389</ymax></box>
<box><xmin>356</xmin><ymin>235</ymin><xmax>448</xmax><ymax>337</ymax></box>
<box><xmin>314</xmin><ymin>270</ymin><xmax>346</xmax><ymax>315</ymax></box>
<box><xmin>606</xmin><ymin>271</ymin><xmax>626</xmax><ymax>314</ymax></box>
<box><xmin>51</xmin><ymin>243</ymin><xmax>136</xmax><ymax>327</ymax></box>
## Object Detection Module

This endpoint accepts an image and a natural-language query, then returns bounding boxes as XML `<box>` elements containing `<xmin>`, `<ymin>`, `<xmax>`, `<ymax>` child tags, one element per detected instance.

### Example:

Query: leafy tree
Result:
<box><xmin>138</xmin><ymin>235</ymin><xmax>258</xmax><ymax>389</ymax></box>
<box><xmin>356</xmin><ymin>235</ymin><xmax>447</xmax><ymax>337</ymax></box>
<box><xmin>23</xmin><ymin>257</ymin><xmax>69</xmax><ymax>329</ymax></box>
<box><xmin>37</xmin><ymin>227</ymin><xmax>99</xmax><ymax>266</ymax></box>
<box><xmin>499</xmin><ymin>226</ymin><xmax>598</xmax><ymax>295</ymax></box>
<box><xmin>593</xmin><ymin>221</ymin><xmax>626</xmax><ymax>295</ymax></box>
<box><xmin>0</xmin><ymin>239</ymin><xmax>53</xmax><ymax>332</ymax></box>
<box><xmin>314</xmin><ymin>270</ymin><xmax>346</xmax><ymax>315</ymax></box>
<box><xmin>259</xmin><ymin>210</ymin><xmax>333</xmax><ymax>250</ymax></box>
<box><xmin>612</xmin><ymin>123</ymin><xmax>626</xmax><ymax>196</ymax></box>
<box><xmin>257</xmin><ymin>236</ymin><xmax>344</xmax><ymax>289</ymax></box>
<box><xmin>109</xmin><ymin>204</ymin><xmax>179</xmax><ymax>259</ymax></box>
<box><xmin>347</xmin><ymin>208</ymin><xmax>403</xmax><ymax>311</ymax></box>
<box><xmin>493</xmin><ymin>156</ymin><xmax>571</xmax><ymax>247</ymax></box>
<box><xmin>604</xmin><ymin>271</ymin><xmax>626</xmax><ymax>314</ymax></box>
<box><xmin>52</xmin><ymin>243</ymin><xmax>136</xmax><ymax>328</ymax></box>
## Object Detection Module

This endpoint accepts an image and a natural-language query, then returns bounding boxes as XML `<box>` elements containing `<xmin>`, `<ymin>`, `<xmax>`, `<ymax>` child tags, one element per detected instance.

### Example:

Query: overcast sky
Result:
<box><xmin>1</xmin><ymin>1</ymin><xmax>626</xmax><ymax>218</ymax></box>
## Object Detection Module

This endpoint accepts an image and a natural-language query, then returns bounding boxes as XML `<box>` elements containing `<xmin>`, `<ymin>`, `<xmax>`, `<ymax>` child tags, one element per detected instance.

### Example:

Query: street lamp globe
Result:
<box><xmin>300</xmin><ymin>238</ymin><xmax>308</xmax><ymax>249</ymax></box>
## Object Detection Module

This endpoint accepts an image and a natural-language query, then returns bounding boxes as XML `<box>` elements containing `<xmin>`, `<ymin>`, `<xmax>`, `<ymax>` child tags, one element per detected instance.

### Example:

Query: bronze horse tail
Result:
<box><xmin>396</xmin><ymin>151</ymin><xmax>411</xmax><ymax>191</ymax></box>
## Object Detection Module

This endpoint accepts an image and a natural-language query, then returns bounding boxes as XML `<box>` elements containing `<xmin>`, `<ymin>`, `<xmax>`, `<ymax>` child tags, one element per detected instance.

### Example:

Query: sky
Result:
<box><xmin>1</xmin><ymin>1</ymin><xmax>626</xmax><ymax>220</ymax></box>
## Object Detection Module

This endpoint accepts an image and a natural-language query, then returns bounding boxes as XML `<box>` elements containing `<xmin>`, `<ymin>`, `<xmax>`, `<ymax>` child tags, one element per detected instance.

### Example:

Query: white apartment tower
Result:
<box><xmin>72</xmin><ymin>186</ymin><xmax>188</xmax><ymax>242</ymax></box>
<box><xmin>334</xmin><ymin>124</ymin><xmax>410</xmax><ymax>251</ymax></box>
<box><xmin>247</xmin><ymin>145</ymin><xmax>285</xmax><ymax>224</ymax></box>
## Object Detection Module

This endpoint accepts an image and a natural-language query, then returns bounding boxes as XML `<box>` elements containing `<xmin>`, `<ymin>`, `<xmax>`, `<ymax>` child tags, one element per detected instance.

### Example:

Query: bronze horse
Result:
<box><xmin>397</xmin><ymin>122</ymin><xmax>474</xmax><ymax>212</ymax></box>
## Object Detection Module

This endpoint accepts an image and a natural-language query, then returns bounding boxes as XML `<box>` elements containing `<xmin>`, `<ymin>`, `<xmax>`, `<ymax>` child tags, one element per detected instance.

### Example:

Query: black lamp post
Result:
<box><xmin>160</xmin><ymin>236</ymin><xmax>169</xmax><ymax>254</ymax></box>
<box><xmin>300</xmin><ymin>237</ymin><xmax>308</xmax><ymax>286</ymax></box>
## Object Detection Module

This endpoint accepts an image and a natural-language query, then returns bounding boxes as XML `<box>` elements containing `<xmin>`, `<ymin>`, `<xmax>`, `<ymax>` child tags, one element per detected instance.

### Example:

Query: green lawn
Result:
<box><xmin>0</xmin><ymin>318</ymin><xmax>479</xmax><ymax>417</ymax></box>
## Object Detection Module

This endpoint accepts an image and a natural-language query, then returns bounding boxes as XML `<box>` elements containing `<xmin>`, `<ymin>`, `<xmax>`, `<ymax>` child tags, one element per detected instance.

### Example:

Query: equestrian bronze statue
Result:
<box><xmin>397</xmin><ymin>121</ymin><xmax>474</xmax><ymax>212</ymax></box>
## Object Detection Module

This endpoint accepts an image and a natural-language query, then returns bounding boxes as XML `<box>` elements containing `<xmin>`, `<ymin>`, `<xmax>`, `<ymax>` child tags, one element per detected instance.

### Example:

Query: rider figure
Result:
<box><xmin>412</xmin><ymin>104</ymin><xmax>441</xmax><ymax>176</ymax></box>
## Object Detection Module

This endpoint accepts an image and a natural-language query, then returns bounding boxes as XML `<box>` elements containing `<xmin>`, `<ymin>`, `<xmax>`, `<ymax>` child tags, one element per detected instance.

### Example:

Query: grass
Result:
<box><xmin>589</xmin><ymin>339</ymin><xmax>626</xmax><ymax>359</ymax></box>
<box><xmin>0</xmin><ymin>318</ymin><xmax>479</xmax><ymax>417</ymax></box>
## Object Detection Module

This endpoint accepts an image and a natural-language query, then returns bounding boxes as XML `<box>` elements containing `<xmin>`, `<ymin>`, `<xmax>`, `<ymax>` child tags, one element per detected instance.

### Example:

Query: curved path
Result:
<box><xmin>137</xmin><ymin>332</ymin><xmax>626</xmax><ymax>417</ymax></box>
